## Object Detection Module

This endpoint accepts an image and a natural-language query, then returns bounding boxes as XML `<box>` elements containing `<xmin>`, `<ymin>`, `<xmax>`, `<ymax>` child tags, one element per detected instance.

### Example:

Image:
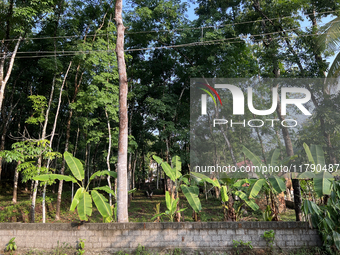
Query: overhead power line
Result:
<box><xmin>12</xmin><ymin>30</ymin><xmax>339</xmax><ymax>59</ymax></box>
<box><xmin>11</xmin><ymin>19</ymin><xmax>339</xmax><ymax>58</ymax></box>
<box><xmin>1</xmin><ymin>9</ymin><xmax>338</xmax><ymax>42</ymax></box>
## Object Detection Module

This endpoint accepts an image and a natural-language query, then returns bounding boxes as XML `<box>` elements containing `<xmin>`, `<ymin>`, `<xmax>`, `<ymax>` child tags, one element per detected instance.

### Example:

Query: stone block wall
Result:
<box><xmin>0</xmin><ymin>222</ymin><xmax>321</xmax><ymax>254</ymax></box>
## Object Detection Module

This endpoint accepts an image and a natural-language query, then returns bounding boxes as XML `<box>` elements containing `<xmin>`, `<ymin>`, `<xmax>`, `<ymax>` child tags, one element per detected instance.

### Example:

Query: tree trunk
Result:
<box><xmin>12</xmin><ymin>161</ymin><xmax>21</xmax><ymax>204</ymax></box>
<box><xmin>115</xmin><ymin>0</ymin><xmax>129</xmax><ymax>222</ymax></box>
<box><xmin>0</xmin><ymin>36</ymin><xmax>21</xmax><ymax>113</ymax></box>
<box><xmin>105</xmin><ymin>107</ymin><xmax>113</xmax><ymax>206</ymax></box>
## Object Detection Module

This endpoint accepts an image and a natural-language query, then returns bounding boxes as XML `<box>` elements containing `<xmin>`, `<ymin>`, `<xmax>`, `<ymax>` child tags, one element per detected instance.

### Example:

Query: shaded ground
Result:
<box><xmin>0</xmin><ymin>181</ymin><xmax>296</xmax><ymax>223</ymax></box>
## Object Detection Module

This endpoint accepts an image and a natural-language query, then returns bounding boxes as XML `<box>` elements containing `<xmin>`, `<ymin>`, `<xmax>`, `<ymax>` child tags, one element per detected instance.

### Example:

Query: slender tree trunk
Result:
<box><xmin>105</xmin><ymin>108</ymin><xmax>113</xmax><ymax>206</ymax></box>
<box><xmin>274</xmin><ymin>77</ymin><xmax>302</xmax><ymax>221</ymax></box>
<box><xmin>115</xmin><ymin>0</ymin><xmax>129</xmax><ymax>223</ymax></box>
<box><xmin>0</xmin><ymin>36</ymin><xmax>21</xmax><ymax>113</ymax></box>
<box><xmin>12</xmin><ymin>160</ymin><xmax>21</xmax><ymax>204</ymax></box>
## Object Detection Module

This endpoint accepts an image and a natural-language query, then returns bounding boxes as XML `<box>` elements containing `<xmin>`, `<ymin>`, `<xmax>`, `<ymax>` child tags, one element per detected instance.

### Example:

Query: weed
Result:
<box><xmin>52</xmin><ymin>240</ymin><xmax>72</xmax><ymax>255</ymax></box>
<box><xmin>77</xmin><ymin>239</ymin><xmax>85</xmax><ymax>255</ymax></box>
<box><xmin>135</xmin><ymin>244</ymin><xmax>151</xmax><ymax>255</ymax></box>
<box><xmin>5</xmin><ymin>237</ymin><xmax>17</xmax><ymax>254</ymax></box>
<box><xmin>262</xmin><ymin>230</ymin><xmax>275</xmax><ymax>249</ymax></box>
<box><xmin>173</xmin><ymin>248</ymin><xmax>182</xmax><ymax>255</ymax></box>
<box><xmin>232</xmin><ymin>240</ymin><xmax>253</xmax><ymax>255</ymax></box>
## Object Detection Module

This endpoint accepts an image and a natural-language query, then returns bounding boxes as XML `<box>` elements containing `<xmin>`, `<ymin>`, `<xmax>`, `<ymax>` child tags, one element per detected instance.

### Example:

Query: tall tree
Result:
<box><xmin>115</xmin><ymin>0</ymin><xmax>129</xmax><ymax>222</ymax></box>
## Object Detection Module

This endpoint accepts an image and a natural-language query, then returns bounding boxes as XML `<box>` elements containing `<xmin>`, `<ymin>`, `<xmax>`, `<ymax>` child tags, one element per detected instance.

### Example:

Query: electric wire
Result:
<box><xmin>1</xmin><ymin>9</ymin><xmax>338</xmax><ymax>42</ymax></box>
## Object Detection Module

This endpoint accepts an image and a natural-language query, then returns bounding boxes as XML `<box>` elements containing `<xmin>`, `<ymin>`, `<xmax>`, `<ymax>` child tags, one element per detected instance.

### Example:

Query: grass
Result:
<box><xmin>0</xmin><ymin>180</ymin><xmax>297</xmax><ymax>223</ymax></box>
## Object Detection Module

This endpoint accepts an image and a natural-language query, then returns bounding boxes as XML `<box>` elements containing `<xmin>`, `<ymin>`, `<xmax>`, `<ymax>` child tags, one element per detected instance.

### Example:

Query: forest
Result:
<box><xmin>0</xmin><ymin>0</ymin><xmax>340</xmax><ymax>251</ymax></box>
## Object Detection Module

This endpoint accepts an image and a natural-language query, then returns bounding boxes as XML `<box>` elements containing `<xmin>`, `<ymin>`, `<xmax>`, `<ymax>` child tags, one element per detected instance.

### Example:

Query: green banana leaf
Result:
<box><xmin>33</xmin><ymin>174</ymin><xmax>78</xmax><ymax>183</ymax></box>
<box><xmin>314</xmin><ymin>172</ymin><xmax>334</xmax><ymax>197</ymax></box>
<box><xmin>165</xmin><ymin>191</ymin><xmax>171</xmax><ymax>210</ymax></box>
<box><xmin>221</xmin><ymin>185</ymin><xmax>228</xmax><ymax>203</ymax></box>
<box><xmin>268</xmin><ymin>177</ymin><xmax>286</xmax><ymax>194</ymax></box>
<box><xmin>303</xmin><ymin>143</ymin><xmax>315</xmax><ymax>165</ymax></box>
<box><xmin>153</xmin><ymin>155</ymin><xmax>177</xmax><ymax>182</ymax></box>
<box><xmin>172</xmin><ymin>155</ymin><xmax>182</xmax><ymax>179</ymax></box>
<box><xmin>70</xmin><ymin>187</ymin><xmax>85</xmax><ymax>211</ymax></box>
<box><xmin>270</xmin><ymin>148</ymin><xmax>281</xmax><ymax>167</ymax></box>
<box><xmin>128</xmin><ymin>188</ymin><xmax>137</xmax><ymax>194</ymax></box>
<box><xmin>91</xmin><ymin>190</ymin><xmax>112</xmax><ymax>218</ymax></box>
<box><xmin>89</xmin><ymin>170</ymin><xmax>117</xmax><ymax>183</ymax></box>
<box><xmin>171</xmin><ymin>197</ymin><xmax>179</xmax><ymax>214</ymax></box>
<box><xmin>333</xmin><ymin>231</ymin><xmax>340</xmax><ymax>250</ymax></box>
<box><xmin>233</xmin><ymin>179</ymin><xmax>249</xmax><ymax>188</ymax></box>
<box><xmin>249</xmin><ymin>179</ymin><xmax>266</xmax><ymax>198</ymax></box>
<box><xmin>190</xmin><ymin>172</ymin><xmax>221</xmax><ymax>188</ymax></box>
<box><xmin>77</xmin><ymin>191</ymin><xmax>92</xmax><ymax>221</ymax></box>
<box><xmin>180</xmin><ymin>184</ymin><xmax>202</xmax><ymax>213</ymax></box>
<box><xmin>234</xmin><ymin>190</ymin><xmax>259</xmax><ymax>211</ymax></box>
<box><xmin>310</xmin><ymin>144</ymin><xmax>325</xmax><ymax>166</ymax></box>
<box><xmin>241</xmin><ymin>146</ymin><xmax>265</xmax><ymax>179</ymax></box>
<box><xmin>93</xmin><ymin>186</ymin><xmax>116</xmax><ymax>198</ymax></box>
<box><xmin>298</xmin><ymin>171</ymin><xmax>315</xmax><ymax>179</ymax></box>
<box><xmin>64</xmin><ymin>151</ymin><xmax>84</xmax><ymax>181</ymax></box>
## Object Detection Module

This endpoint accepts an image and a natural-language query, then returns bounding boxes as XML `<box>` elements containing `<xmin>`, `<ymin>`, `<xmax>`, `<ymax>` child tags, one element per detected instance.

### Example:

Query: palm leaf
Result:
<box><xmin>64</xmin><ymin>151</ymin><xmax>84</xmax><ymax>181</ymax></box>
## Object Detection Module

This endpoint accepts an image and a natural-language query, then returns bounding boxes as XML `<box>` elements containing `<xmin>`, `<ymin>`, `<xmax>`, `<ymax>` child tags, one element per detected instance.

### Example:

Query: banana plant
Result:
<box><xmin>33</xmin><ymin>151</ymin><xmax>117</xmax><ymax>222</ymax></box>
<box><xmin>151</xmin><ymin>191</ymin><xmax>186</xmax><ymax>222</ymax></box>
<box><xmin>153</xmin><ymin>155</ymin><xmax>220</xmax><ymax>214</ymax></box>
<box><xmin>302</xmin><ymin>180</ymin><xmax>340</xmax><ymax>252</ymax></box>
<box><xmin>300</xmin><ymin>143</ymin><xmax>334</xmax><ymax>198</ymax></box>
<box><xmin>241</xmin><ymin>146</ymin><xmax>287</xmax><ymax>220</ymax></box>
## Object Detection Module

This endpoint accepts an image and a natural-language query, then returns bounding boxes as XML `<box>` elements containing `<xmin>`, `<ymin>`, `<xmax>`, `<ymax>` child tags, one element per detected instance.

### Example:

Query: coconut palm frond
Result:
<box><xmin>317</xmin><ymin>16</ymin><xmax>340</xmax><ymax>52</ymax></box>
<box><xmin>328</xmin><ymin>52</ymin><xmax>340</xmax><ymax>78</ymax></box>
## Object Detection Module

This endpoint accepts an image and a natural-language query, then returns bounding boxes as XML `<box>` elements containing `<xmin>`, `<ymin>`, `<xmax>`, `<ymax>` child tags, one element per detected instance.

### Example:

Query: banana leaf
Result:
<box><xmin>70</xmin><ymin>187</ymin><xmax>85</xmax><ymax>211</ymax></box>
<box><xmin>190</xmin><ymin>172</ymin><xmax>221</xmax><ymax>188</ymax></box>
<box><xmin>310</xmin><ymin>144</ymin><xmax>325</xmax><ymax>166</ymax></box>
<box><xmin>172</xmin><ymin>155</ymin><xmax>182</xmax><ymax>179</ymax></box>
<box><xmin>234</xmin><ymin>190</ymin><xmax>259</xmax><ymax>211</ymax></box>
<box><xmin>153</xmin><ymin>155</ymin><xmax>177</xmax><ymax>182</ymax></box>
<box><xmin>33</xmin><ymin>174</ymin><xmax>78</xmax><ymax>183</ymax></box>
<box><xmin>64</xmin><ymin>151</ymin><xmax>84</xmax><ymax>181</ymax></box>
<box><xmin>270</xmin><ymin>148</ymin><xmax>281</xmax><ymax>167</ymax></box>
<box><xmin>268</xmin><ymin>177</ymin><xmax>286</xmax><ymax>194</ymax></box>
<box><xmin>303</xmin><ymin>143</ymin><xmax>315</xmax><ymax>165</ymax></box>
<box><xmin>181</xmin><ymin>184</ymin><xmax>202</xmax><ymax>213</ymax></box>
<box><xmin>91</xmin><ymin>190</ymin><xmax>112</xmax><ymax>218</ymax></box>
<box><xmin>89</xmin><ymin>170</ymin><xmax>117</xmax><ymax>183</ymax></box>
<box><xmin>77</xmin><ymin>191</ymin><xmax>92</xmax><ymax>221</ymax></box>
<box><xmin>221</xmin><ymin>185</ymin><xmax>228</xmax><ymax>202</ymax></box>
<box><xmin>93</xmin><ymin>186</ymin><xmax>116</xmax><ymax>198</ymax></box>
<box><xmin>314</xmin><ymin>172</ymin><xmax>334</xmax><ymax>197</ymax></box>
<box><xmin>249</xmin><ymin>179</ymin><xmax>265</xmax><ymax>198</ymax></box>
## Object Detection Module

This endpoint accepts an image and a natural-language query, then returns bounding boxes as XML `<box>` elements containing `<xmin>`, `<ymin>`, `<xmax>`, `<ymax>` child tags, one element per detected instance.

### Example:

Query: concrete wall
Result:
<box><xmin>0</xmin><ymin>222</ymin><xmax>321</xmax><ymax>254</ymax></box>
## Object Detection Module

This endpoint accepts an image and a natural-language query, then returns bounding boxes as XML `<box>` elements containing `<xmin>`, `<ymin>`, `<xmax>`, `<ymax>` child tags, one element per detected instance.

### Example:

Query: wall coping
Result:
<box><xmin>0</xmin><ymin>221</ymin><xmax>312</xmax><ymax>231</ymax></box>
